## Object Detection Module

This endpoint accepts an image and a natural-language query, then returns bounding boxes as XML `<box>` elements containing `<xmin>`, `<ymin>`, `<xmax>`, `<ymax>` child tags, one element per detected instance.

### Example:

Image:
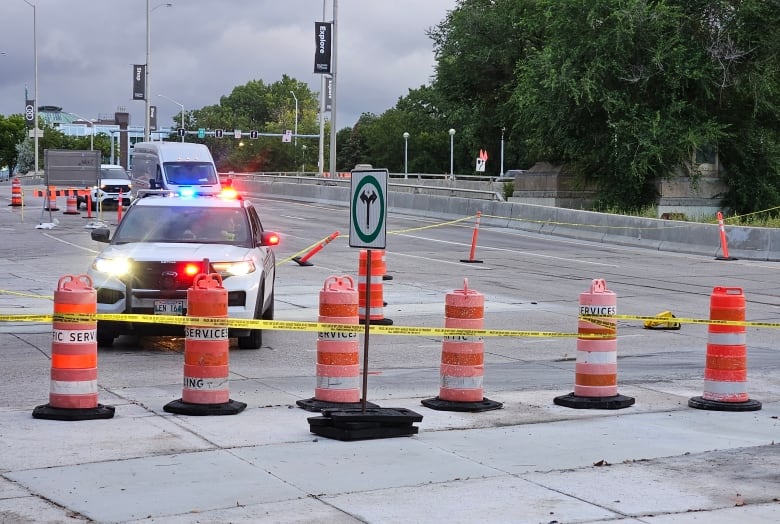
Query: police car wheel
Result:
<box><xmin>237</xmin><ymin>287</ymin><xmax>264</xmax><ymax>350</ymax></box>
<box><xmin>96</xmin><ymin>330</ymin><xmax>115</xmax><ymax>348</ymax></box>
<box><xmin>262</xmin><ymin>289</ymin><xmax>275</xmax><ymax>320</ymax></box>
<box><xmin>237</xmin><ymin>328</ymin><xmax>262</xmax><ymax>350</ymax></box>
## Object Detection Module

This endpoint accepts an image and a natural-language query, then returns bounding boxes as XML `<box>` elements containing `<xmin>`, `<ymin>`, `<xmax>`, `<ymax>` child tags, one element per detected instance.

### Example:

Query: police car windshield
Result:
<box><xmin>114</xmin><ymin>206</ymin><xmax>249</xmax><ymax>245</ymax></box>
<box><xmin>100</xmin><ymin>167</ymin><xmax>130</xmax><ymax>180</ymax></box>
<box><xmin>163</xmin><ymin>162</ymin><xmax>218</xmax><ymax>185</ymax></box>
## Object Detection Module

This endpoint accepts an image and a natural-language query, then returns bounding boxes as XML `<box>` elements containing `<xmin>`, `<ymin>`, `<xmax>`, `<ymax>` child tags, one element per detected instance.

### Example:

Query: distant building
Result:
<box><xmin>38</xmin><ymin>106</ymin><xmax>173</xmax><ymax>168</ymax></box>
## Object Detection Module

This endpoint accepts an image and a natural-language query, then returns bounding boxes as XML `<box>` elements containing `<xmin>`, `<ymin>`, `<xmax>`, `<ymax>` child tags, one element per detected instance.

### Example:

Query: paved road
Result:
<box><xmin>1</xmin><ymin>190</ymin><xmax>779</xmax><ymax>523</ymax></box>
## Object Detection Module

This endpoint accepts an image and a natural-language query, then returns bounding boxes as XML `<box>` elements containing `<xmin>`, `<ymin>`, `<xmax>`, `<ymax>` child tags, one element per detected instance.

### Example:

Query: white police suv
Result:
<box><xmin>87</xmin><ymin>186</ymin><xmax>279</xmax><ymax>349</ymax></box>
<box><xmin>77</xmin><ymin>164</ymin><xmax>133</xmax><ymax>211</ymax></box>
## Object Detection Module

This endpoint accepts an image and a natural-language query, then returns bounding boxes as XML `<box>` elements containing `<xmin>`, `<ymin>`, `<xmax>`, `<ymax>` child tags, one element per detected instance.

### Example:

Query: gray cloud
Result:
<box><xmin>0</xmin><ymin>0</ymin><xmax>455</xmax><ymax>128</ymax></box>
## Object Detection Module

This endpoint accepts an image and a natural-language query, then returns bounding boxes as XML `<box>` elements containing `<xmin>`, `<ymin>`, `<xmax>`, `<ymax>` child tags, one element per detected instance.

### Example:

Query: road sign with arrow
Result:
<box><xmin>349</xmin><ymin>167</ymin><xmax>387</xmax><ymax>249</ymax></box>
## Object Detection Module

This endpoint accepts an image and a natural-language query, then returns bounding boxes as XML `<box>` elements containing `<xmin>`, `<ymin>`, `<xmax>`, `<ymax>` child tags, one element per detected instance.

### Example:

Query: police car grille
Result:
<box><xmin>131</xmin><ymin>261</ymin><xmax>204</xmax><ymax>291</ymax></box>
<box><xmin>105</xmin><ymin>184</ymin><xmax>131</xmax><ymax>193</ymax></box>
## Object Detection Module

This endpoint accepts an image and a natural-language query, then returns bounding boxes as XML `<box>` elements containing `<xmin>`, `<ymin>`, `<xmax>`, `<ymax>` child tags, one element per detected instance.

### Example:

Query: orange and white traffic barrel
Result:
<box><xmin>358</xmin><ymin>249</ymin><xmax>393</xmax><ymax>325</ymax></box>
<box><xmin>164</xmin><ymin>272</ymin><xmax>246</xmax><ymax>416</ymax></box>
<box><xmin>63</xmin><ymin>189</ymin><xmax>80</xmax><ymax>215</ymax></box>
<box><xmin>9</xmin><ymin>178</ymin><xmax>23</xmax><ymax>207</ymax></box>
<box><xmin>554</xmin><ymin>278</ymin><xmax>634</xmax><ymax>409</ymax></box>
<box><xmin>375</xmin><ymin>249</ymin><xmax>393</xmax><ymax>281</ymax></box>
<box><xmin>422</xmin><ymin>278</ymin><xmax>502</xmax><ymax>412</ymax></box>
<box><xmin>44</xmin><ymin>186</ymin><xmax>59</xmax><ymax>211</ymax></box>
<box><xmin>689</xmin><ymin>287</ymin><xmax>761</xmax><ymax>411</ymax></box>
<box><xmin>33</xmin><ymin>274</ymin><xmax>115</xmax><ymax>421</ymax></box>
<box><xmin>297</xmin><ymin>275</ymin><xmax>376</xmax><ymax>412</ymax></box>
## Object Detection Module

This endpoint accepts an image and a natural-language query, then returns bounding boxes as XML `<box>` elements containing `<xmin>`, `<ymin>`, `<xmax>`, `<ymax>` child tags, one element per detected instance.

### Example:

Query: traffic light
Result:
<box><xmin>250</xmin><ymin>130</ymin><xmax>258</xmax><ymax>139</ymax></box>
<box><xmin>197</xmin><ymin>128</ymin><xmax>206</xmax><ymax>139</ymax></box>
<box><xmin>177</xmin><ymin>128</ymin><xmax>185</xmax><ymax>137</ymax></box>
<box><xmin>214</xmin><ymin>129</ymin><xmax>224</xmax><ymax>138</ymax></box>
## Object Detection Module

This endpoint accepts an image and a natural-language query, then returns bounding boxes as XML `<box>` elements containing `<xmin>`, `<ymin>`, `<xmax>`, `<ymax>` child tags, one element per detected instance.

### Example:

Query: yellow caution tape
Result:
<box><xmin>1</xmin><ymin>313</ymin><xmax>778</xmax><ymax>336</ymax></box>
<box><xmin>0</xmin><ymin>290</ymin><xmax>54</xmax><ymax>300</ymax></box>
<box><xmin>0</xmin><ymin>312</ymin><xmax>585</xmax><ymax>338</ymax></box>
<box><xmin>580</xmin><ymin>314</ymin><xmax>780</xmax><ymax>329</ymax></box>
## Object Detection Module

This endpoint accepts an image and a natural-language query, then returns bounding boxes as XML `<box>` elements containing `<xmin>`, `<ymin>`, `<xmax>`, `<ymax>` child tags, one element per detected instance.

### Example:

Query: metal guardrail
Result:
<box><xmin>220</xmin><ymin>172</ymin><xmax>504</xmax><ymax>202</ymax></box>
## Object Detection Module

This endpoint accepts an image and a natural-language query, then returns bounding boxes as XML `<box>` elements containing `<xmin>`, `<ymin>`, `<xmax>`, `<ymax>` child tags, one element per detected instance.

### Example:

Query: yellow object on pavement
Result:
<box><xmin>644</xmin><ymin>310</ymin><xmax>681</xmax><ymax>330</ymax></box>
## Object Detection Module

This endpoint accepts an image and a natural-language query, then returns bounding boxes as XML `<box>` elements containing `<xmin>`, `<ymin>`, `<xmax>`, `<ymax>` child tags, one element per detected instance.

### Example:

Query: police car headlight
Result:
<box><xmin>212</xmin><ymin>261</ymin><xmax>255</xmax><ymax>276</ymax></box>
<box><xmin>92</xmin><ymin>257</ymin><xmax>131</xmax><ymax>276</ymax></box>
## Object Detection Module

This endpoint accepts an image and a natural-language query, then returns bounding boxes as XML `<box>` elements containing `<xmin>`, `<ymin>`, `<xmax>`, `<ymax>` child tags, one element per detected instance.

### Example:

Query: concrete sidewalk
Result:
<box><xmin>1</xmin><ymin>363</ymin><xmax>779</xmax><ymax>523</ymax></box>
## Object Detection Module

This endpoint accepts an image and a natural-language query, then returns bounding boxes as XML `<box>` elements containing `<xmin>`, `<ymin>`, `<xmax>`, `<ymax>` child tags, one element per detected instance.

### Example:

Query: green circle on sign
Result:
<box><xmin>351</xmin><ymin>175</ymin><xmax>385</xmax><ymax>244</ymax></box>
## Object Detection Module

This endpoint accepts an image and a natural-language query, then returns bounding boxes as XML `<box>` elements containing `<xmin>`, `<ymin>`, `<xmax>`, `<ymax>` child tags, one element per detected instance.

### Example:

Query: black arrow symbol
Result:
<box><xmin>360</xmin><ymin>189</ymin><xmax>377</xmax><ymax>228</ymax></box>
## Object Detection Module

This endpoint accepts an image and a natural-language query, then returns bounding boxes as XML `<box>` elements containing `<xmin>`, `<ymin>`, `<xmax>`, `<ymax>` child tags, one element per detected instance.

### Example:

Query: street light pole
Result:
<box><xmin>500</xmin><ymin>127</ymin><xmax>505</xmax><ymax>177</ymax></box>
<box><xmin>329</xmin><ymin>0</ymin><xmax>338</xmax><ymax>177</ymax></box>
<box><xmin>290</xmin><ymin>90</ymin><xmax>298</xmax><ymax>170</ymax></box>
<box><xmin>145</xmin><ymin>2</ymin><xmax>172</xmax><ymax>142</ymax></box>
<box><xmin>290</xmin><ymin>90</ymin><xmax>298</xmax><ymax>146</ymax></box>
<box><xmin>23</xmin><ymin>0</ymin><xmax>39</xmax><ymax>174</ymax></box>
<box><xmin>449</xmin><ymin>128</ymin><xmax>456</xmax><ymax>178</ymax></box>
<box><xmin>71</xmin><ymin>113</ymin><xmax>95</xmax><ymax>151</ymax></box>
<box><xmin>144</xmin><ymin>0</ymin><xmax>150</xmax><ymax>142</ymax></box>
<box><xmin>403</xmin><ymin>132</ymin><xmax>409</xmax><ymax>179</ymax></box>
<box><xmin>158</xmin><ymin>94</ymin><xmax>185</xmax><ymax>142</ymax></box>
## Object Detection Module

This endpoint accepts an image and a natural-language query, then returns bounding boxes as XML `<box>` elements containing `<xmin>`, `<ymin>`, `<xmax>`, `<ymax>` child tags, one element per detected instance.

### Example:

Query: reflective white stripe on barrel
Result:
<box><xmin>704</xmin><ymin>380</ymin><xmax>751</xmax><ymax>395</ymax></box>
<box><xmin>50</xmin><ymin>379</ymin><xmax>98</xmax><ymax>395</ymax></box>
<box><xmin>441</xmin><ymin>375</ymin><xmax>483</xmax><ymax>389</ymax></box>
<box><xmin>316</xmin><ymin>375</ymin><xmax>360</xmax><ymax>390</ymax></box>
<box><xmin>707</xmin><ymin>332</ymin><xmax>747</xmax><ymax>345</ymax></box>
<box><xmin>576</xmin><ymin>350</ymin><xmax>616</xmax><ymax>364</ymax></box>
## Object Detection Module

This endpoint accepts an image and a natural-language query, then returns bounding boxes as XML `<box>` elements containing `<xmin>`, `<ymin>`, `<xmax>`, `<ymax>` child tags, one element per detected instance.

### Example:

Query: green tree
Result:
<box><xmin>428</xmin><ymin>0</ymin><xmax>780</xmax><ymax>213</ymax></box>
<box><xmin>0</xmin><ymin>114</ymin><xmax>27</xmax><ymax>175</ymax></box>
<box><xmin>429</xmin><ymin>0</ymin><xmax>536</xmax><ymax>175</ymax></box>
<box><xmin>188</xmin><ymin>75</ymin><xmax>320</xmax><ymax>173</ymax></box>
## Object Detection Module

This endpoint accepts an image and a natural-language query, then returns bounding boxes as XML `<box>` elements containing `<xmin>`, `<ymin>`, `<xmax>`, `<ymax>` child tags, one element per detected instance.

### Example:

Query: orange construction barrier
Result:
<box><xmin>293</xmin><ymin>231</ymin><xmax>340</xmax><ymax>266</ymax></box>
<box><xmin>63</xmin><ymin>190</ymin><xmax>80</xmax><ymax>215</ymax></box>
<box><xmin>422</xmin><ymin>278</ymin><xmax>501</xmax><ymax>412</ymax></box>
<box><xmin>44</xmin><ymin>186</ymin><xmax>59</xmax><ymax>211</ymax></box>
<box><xmin>117</xmin><ymin>189</ymin><xmax>124</xmax><ymax>222</ymax></box>
<box><xmin>460</xmin><ymin>211</ymin><xmax>484</xmax><ymax>263</ymax></box>
<box><xmin>9</xmin><ymin>178</ymin><xmax>22</xmax><ymax>207</ymax></box>
<box><xmin>375</xmin><ymin>249</ymin><xmax>393</xmax><ymax>281</ymax></box>
<box><xmin>33</xmin><ymin>275</ymin><xmax>115</xmax><ymax>420</ymax></box>
<box><xmin>358</xmin><ymin>249</ymin><xmax>393</xmax><ymax>325</ymax></box>
<box><xmin>164</xmin><ymin>273</ymin><xmax>246</xmax><ymax>415</ymax></box>
<box><xmin>554</xmin><ymin>278</ymin><xmax>634</xmax><ymax>409</ymax></box>
<box><xmin>715</xmin><ymin>211</ymin><xmax>736</xmax><ymax>261</ymax></box>
<box><xmin>83</xmin><ymin>193</ymin><xmax>93</xmax><ymax>219</ymax></box>
<box><xmin>689</xmin><ymin>287</ymin><xmax>761</xmax><ymax>411</ymax></box>
<box><xmin>297</xmin><ymin>275</ymin><xmax>376</xmax><ymax>412</ymax></box>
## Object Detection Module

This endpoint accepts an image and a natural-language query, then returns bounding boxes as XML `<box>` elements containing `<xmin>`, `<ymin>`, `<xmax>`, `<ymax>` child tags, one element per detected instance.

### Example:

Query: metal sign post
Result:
<box><xmin>349</xmin><ymin>167</ymin><xmax>387</xmax><ymax>411</ymax></box>
<box><xmin>306</xmin><ymin>169</ymin><xmax>422</xmax><ymax>439</ymax></box>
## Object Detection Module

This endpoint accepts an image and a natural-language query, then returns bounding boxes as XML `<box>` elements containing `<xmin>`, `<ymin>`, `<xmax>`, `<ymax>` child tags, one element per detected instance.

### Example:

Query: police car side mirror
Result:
<box><xmin>259</xmin><ymin>231</ymin><xmax>280</xmax><ymax>247</ymax></box>
<box><xmin>91</xmin><ymin>227</ymin><xmax>111</xmax><ymax>243</ymax></box>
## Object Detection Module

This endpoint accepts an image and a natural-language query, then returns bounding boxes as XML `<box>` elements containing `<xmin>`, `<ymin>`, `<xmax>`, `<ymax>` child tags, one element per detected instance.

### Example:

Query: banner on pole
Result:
<box><xmin>149</xmin><ymin>105</ymin><xmax>157</xmax><ymax>131</ymax></box>
<box><xmin>132</xmin><ymin>65</ymin><xmax>146</xmax><ymax>100</ymax></box>
<box><xmin>314</xmin><ymin>22</ymin><xmax>332</xmax><ymax>74</ymax></box>
<box><xmin>325</xmin><ymin>76</ymin><xmax>333</xmax><ymax>112</ymax></box>
<box><xmin>25</xmin><ymin>99</ymin><xmax>35</xmax><ymax>128</ymax></box>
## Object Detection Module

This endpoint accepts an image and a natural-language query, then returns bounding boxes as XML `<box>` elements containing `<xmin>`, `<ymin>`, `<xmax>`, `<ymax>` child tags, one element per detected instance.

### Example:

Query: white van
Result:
<box><xmin>130</xmin><ymin>142</ymin><xmax>221</xmax><ymax>198</ymax></box>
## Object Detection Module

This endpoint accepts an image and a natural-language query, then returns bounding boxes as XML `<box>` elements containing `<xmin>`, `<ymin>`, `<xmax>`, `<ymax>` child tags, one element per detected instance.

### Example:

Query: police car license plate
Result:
<box><xmin>154</xmin><ymin>300</ymin><xmax>184</xmax><ymax>315</ymax></box>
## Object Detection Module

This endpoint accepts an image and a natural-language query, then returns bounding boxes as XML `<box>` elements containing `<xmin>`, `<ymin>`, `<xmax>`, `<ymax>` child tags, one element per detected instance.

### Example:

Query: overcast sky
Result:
<box><xmin>1</xmin><ymin>0</ymin><xmax>456</xmax><ymax>130</ymax></box>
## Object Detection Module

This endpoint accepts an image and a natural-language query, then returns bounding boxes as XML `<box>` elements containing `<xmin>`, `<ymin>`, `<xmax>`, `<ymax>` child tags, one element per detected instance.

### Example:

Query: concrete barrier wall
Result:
<box><xmin>231</xmin><ymin>178</ymin><xmax>780</xmax><ymax>261</ymax></box>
